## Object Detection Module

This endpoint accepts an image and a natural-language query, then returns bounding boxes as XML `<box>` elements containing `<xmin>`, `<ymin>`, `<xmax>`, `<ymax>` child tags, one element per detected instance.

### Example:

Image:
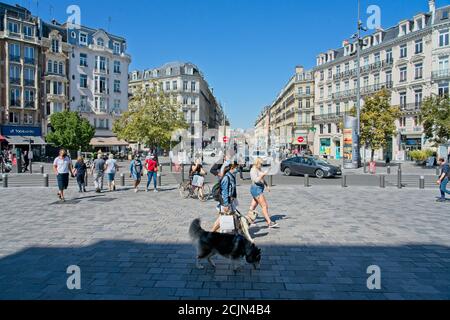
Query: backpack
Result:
<box><xmin>212</xmin><ymin>173</ymin><xmax>236</xmax><ymax>204</ymax></box>
<box><xmin>210</xmin><ymin>163</ymin><xmax>222</xmax><ymax>177</ymax></box>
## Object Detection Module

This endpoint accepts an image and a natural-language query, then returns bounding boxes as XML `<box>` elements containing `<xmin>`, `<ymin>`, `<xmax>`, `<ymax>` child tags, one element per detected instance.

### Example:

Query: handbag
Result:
<box><xmin>192</xmin><ymin>175</ymin><xmax>205</xmax><ymax>187</ymax></box>
<box><xmin>219</xmin><ymin>215</ymin><xmax>235</xmax><ymax>234</ymax></box>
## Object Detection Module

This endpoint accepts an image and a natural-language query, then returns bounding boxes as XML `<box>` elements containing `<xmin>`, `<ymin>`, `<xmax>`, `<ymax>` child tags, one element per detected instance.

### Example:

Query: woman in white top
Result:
<box><xmin>105</xmin><ymin>154</ymin><xmax>119</xmax><ymax>192</ymax></box>
<box><xmin>53</xmin><ymin>149</ymin><xmax>73</xmax><ymax>202</ymax></box>
<box><xmin>249</xmin><ymin>158</ymin><xmax>278</xmax><ymax>228</ymax></box>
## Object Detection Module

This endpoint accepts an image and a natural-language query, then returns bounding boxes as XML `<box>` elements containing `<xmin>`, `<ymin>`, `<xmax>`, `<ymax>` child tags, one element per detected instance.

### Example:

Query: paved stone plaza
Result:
<box><xmin>0</xmin><ymin>184</ymin><xmax>449</xmax><ymax>300</ymax></box>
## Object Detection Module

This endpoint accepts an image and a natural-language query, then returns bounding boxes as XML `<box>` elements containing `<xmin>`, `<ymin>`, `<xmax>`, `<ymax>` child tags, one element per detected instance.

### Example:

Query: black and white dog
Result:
<box><xmin>189</xmin><ymin>219</ymin><xmax>261</xmax><ymax>271</ymax></box>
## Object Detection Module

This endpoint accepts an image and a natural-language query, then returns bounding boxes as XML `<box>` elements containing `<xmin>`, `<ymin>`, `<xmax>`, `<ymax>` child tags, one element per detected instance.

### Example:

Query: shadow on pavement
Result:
<box><xmin>0</xmin><ymin>241</ymin><xmax>448</xmax><ymax>300</ymax></box>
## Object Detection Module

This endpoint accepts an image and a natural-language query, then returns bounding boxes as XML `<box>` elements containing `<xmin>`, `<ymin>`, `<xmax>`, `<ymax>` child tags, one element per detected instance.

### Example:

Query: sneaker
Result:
<box><xmin>154</xmin><ymin>189</ymin><xmax>158</xmax><ymax>193</ymax></box>
<box><xmin>268</xmin><ymin>221</ymin><xmax>279</xmax><ymax>229</ymax></box>
<box><xmin>146</xmin><ymin>189</ymin><xmax>149</xmax><ymax>193</ymax></box>
<box><xmin>135</xmin><ymin>188</ymin><xmax>138</xmax><ymax>193</ymax></box>
<box><xmin>436</xmin><ymin>198</ymin><xmax>446</xmax><ymax>202</ymax></box>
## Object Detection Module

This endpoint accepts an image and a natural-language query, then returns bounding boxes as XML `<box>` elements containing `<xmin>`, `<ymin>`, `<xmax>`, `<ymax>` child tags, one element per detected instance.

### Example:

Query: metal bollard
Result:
<box><xmin>182</xmin><ymin>164</ymin><xmax>185</xmax><ymax>182</ymax></box>
<box><xmin>304</xmin><ymin>174</ymin><xmax>310</xmax><ymax>188</ymax></box>
<box><xmin>397</xmin><ymin>168</ymin><xmax>402</xmax><ymax>189</ymax></box>
<box><xmin>436</xmin><ymin>166</ymin><xmax>440</xmax><ymax>176</ymax></box>
<box><xmin>120</xmin><ymin>173</ymin><xmax>125</xmax><ymax>187</ymax></box>
<box><xmin>43</xmin><ymin>174</ymin><xmax>49</xmax><ymax>187</ymax></box>
<box><xmin>419</xmin><ymin>176</ymin><xmax>425</xmax><ymax>189</ymax></box>
<box><xmin>387</xmin><ymin>166</ymin><xmax>391</xmax><ymax>175</ymax></box>
<box><xmin>170</xmin><ymin>160</ymin><xmax>173</xmax><ymax>173</ymax></box>
<box><xmin>380</xmin><ymin>175</ymin><xmax>386</xmax><ymax>188</ymax></box>
<box><xmin>341</xmin><ymin>175</ymin><xmax>347</xmax><ymax>188</ymax></box>
<box><xmin>40</xmin><ymin>165</ymin><xmax>44</xmax><ymax>174</ymax></box>
<box><xmin>363</xmin><ymin>162</ymin><xmax>368</xmax><ymax>174</ymax></box>
<box><xmin>2</xmin><ymin>174</ymin><xmax>8</xmax><ymax>188</ymax></box>
<box><xmin>269</xmin><ymin>175</ymin><xmax>273</xmax><ymax>187</ymax></box>
<box><xmin>158</xmin><ymin>165</ymin><xmax>162</xmax><ymax>187</ymax></box>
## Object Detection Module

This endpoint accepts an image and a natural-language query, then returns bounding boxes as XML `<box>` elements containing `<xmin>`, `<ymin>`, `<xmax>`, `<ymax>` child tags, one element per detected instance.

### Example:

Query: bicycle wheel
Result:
<box><xmin>179</xmin><ymin>182</ymin><xmax>191</xmax><ymax>199</ymax></box>
<box><xmin>200</xmin><ymin>184</ymin><xmax>212</xmax><ymax>202</ymax></box>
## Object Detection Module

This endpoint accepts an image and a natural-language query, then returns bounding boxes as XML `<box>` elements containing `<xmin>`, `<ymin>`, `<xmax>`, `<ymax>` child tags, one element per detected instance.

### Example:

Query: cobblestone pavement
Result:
<box><xmin>0</xmin><ymin>184</ymin><xmax>449</xmax><ymax>300</ymax></box>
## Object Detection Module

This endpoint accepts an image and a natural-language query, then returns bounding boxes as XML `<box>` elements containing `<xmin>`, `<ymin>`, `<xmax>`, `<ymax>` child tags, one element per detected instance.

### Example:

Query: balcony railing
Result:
<box><xmin>9</xmin><ymin>55</ymin><xmax>20</xmax><ymax>62</ymax></box>
<box><xmin>9</xmin><ymin>77</ymin><xmax>21</xmax><ymax>85</ymax></box>
<box><xmin>401</xmin><ymin>103</ymin><xmax>422</xmax><ymax>113</ymax></box>
<box><xmin>332</xmin><ymin>81</ymin><xmax>393</xmax><ymax>100</ymax></box>
<box><xmin>10</xmin><ymin>100</ymin><xmax>21</xmax><ymax>107</ymax></box>
<box><xmin>24</xmin><ymin>101</ymin><xmax>35</xmax><ymax>108</ymax></box>
<box><xmin>432</xmin><ymin>69</ymin><xmax>450</xmax><ymax>81</ymax></box>
<box><xmin>24</xmin><ymin>57</ymin><xmax>35</xmax><ymax>65</ymax></box>
<box><xmin>24</xmin><ymin>79</ymin><xmax>35</xmax><ymax>87</ymax></box>
<box><xmin>312</xmin><ymin>112</ymin><xmax>347</xmax><ymax>123</ymax></box>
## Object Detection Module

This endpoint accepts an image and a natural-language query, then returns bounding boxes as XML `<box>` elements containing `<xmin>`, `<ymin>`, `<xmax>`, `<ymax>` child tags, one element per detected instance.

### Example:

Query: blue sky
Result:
<box><xmin>7</xmin><ymin>0</ymin><xmax>435</xmax><ymax>128</ymax></box>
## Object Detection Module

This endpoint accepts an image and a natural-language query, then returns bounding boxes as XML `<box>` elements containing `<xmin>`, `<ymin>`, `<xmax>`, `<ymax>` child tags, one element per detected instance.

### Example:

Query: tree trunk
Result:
<box><xmin>371</xmin><ymin>149</ymin><xmax>375</xmax><ymax>163</ymax></box>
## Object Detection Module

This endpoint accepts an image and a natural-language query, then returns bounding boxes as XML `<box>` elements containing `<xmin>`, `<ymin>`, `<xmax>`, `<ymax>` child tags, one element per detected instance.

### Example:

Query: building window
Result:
<box><xmin>183</xmin><ymin>96</ymin><xmax>188</xmax><ymax>105</ymax></box>
<box><xmin>80</xmin><ymin>53</ymin><xmax>88</xmax><ymax>67</ymax></box>
<box><xmin>24</xmin><ymin>114</ymin><xmax>33</xmax><ymax>124</ymax></box>
<box><xmin>8</xmin><ymin>43</ymin><xmax>20</xmax><ymax>61</ymax></box>
<box><xmin>400</xmin><ymin>67</ymin><xmax>407</xmax><ymax>82</ymax></box>
<box><xmin>327</xmin><ymin>124</ymin><xmax>332</xmax><ymax>134</ymax></box>
<box><xmin>24</xmin><ymin>47</ymin><xmax>35</xmax><ymax>64</ymax></box>
<box><xmin>415</xmin><ymin>39</ymin><xmax>423</xmax><ymax>54</ymax></box>
<box><xmin>24</xmin><ymin>67</ymin><xmax>34</xmax><ymax>86</ymax></box>
<box><xmin>80</xmin><ymin>75</ymin><xmax>88</xmax><ymax>88</ymax></box>
<box><xmin>414</xmin><ymin>63</ymin><xmax>423</xmax><ymax>79</ymax></box>
<box><xmin>191</xmin><ymin>97</ymin><xmax>196</xmax><ymax>105</ymax></box>
<box><xmin>400</xmin><ymin>92</ymin><xmax>407</xmax><ymax>109</ymax></box>
<box><xmin>183</xmin><ymin>81</ymin><xmax>188</xmax><ymax>91</ymax></box>
<box><xmin>7</xmin><ymin>21</ymin><xmax>19</xmax><ymax>34</ymax></box>
<box><xmin>320</xmin><ymin>124</ymin><xmax>324</xmax><ymax>134</ymax></box>
<box><xmin>59</xmin><ymin>62</ymin><xmax>64</xmax><ymax>75</ymax></box>
<box><xmin>114</xmin><ymin>80</ymin><xmax>121</xmax><ymax>93</ymax></box>
<box><xmin>97</xmin><ymin>38</ymin><xmax>104</xmax><ymax>47</ymax></box>
<box><xmin>95</xmin><ymin>56</ymin><xmax>108</xmax><ymax>72</ymax></box>
<box><xmin>400</xmin><ymin>45</ymin><xmax>408</xmax><ymax>58</ymax></box>
<box><xmin>439</xmin><ymin>29</ymin><xmax>449</xmax><ymax>47</ymax></box>
<box><xmin>80</xmin><ymin>96</ymin><xmax>88</xmax><ymax>110</ymax></box>
<box><xmin>23</xmin><ymin>25</ymin><xmax>33</xmax><ymax>37</ymax></box>
<box><xmin>113</xmin><ymin>61</ymin><xmax>121</xmax><ymax>73</ymax></box>
<box><xmin>172</xmin><ymin>81</ymin><xmax>178</xmax><ymax>91</ymax></box>
<box><xmin>438</xmin><ymin>84</ymin><xmax>449</xmax><ymax>97</ymax></box>
<box><xmin>386</xmin><ymin>49</ymin><xmax>393</xmax><ymax>63</ymax></box>
<box><xmin>320</xmin><ymin>71</ymin><xmax>324</xmax><ymax>81</ymax></box>
<box><xmin>53</xmin><ymin>82</ymin><xmax>64</xmax><ymax>95</ymax></box>
<box><xmin>165</xmin><ymin>81</ymin><xmax>170</xmax><ymax>91</ymax></box>
<box><xmin>386</xmin><ymin>71</ymin><xmax>392</xmax><ymax>84</ymax></box>
<box><xmin>24</xmin><ymin>89</ymin><xmax>35</xmax><ymax>108</ymax></box>
<box><xmin>80</xmin><ymin>32</ymin><xmax>88</xmax><ymax>46</ymax></box>
<box><xmin>191</xmin><ymin>81</ymin><xmax>196</xmax><ymax>91</ymax></box>
<box><xmin>9</xmin><ymin>65</ymin><xmax>20</xmax><ymax>83</ymax></box>
<box><xmin>9</xmin><ymin>112</ymin><xmax>19</xmax><ymax>124</ymax></box>
<box><xmin>10</xmin><ymin>88</ymin><xmax>21</xmax><ymax>106</ymax></box>
<box><xmin>414</xmin><ymin>90</ymin><xmax>423</xmax><ymax>107</ymax></box>
<box><xmin>328</xmin><ymin>68</ymin><xmax>332</xmax><ymax>79</ymax></box>
<box><xmin>113</xmin><ymin>42</ymin><xmax>121</xmax><ymax>54</ymax></box>
<box><xmin>51</xmin><ymin>39</ymin><xmax>60</xmax><ymax>53</ymax></box>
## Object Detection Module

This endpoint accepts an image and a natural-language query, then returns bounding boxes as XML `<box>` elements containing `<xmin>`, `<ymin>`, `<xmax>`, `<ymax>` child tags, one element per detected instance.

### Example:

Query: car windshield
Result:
<box><xmin>315</xmin><ymin>159</ymin><xmax>330</xmax><ymax>166</ymax></box>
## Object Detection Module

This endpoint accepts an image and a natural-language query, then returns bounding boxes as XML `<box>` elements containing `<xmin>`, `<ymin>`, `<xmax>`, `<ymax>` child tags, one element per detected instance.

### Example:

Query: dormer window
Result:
<box><xmin>97</xmin><ymin>38</ymin><xmax>105</xmax><ymax>47</ymax></box>
<box><xmin>113</xmin><ymin>42</ymin><xmax>121</xmax><ymax>54</ymax></box>
<box><xmin>51</xmin><ymin>39</ymin><xmax>60</xmax><ymax>53</ymax></box>
<box><xmin>415</xmin><ymin>17</ymin><xmax>424</xmax><ymax>30</ymax></box>
<box><xmin>166</xmin><ymin>68</ymin><xmax>172</xmax><ymax>76</ymax></box>
<box><xmin>443</xmin><ymin>10</ymin><xmax>449</xmax><ymax>20</ymax></box>
<box><xmin>399</xmin><ymin>22</ymin><xmax>410</xmax><ymax>37</ymax></box>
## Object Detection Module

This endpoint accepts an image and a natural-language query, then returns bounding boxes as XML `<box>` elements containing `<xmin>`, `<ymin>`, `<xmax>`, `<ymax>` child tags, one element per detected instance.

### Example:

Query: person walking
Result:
<box><xmin>23</xmin><ymin>150</ymin><xmax>29</xmax><ymax>172</ymax></box>
<box><xmin>74</xmin><ymin>156</ymin><xmax>88</xmax><ymax>193</ymax></box>
<box><xmin>91</xmin><ymin>154</ymin><xmax>106</xmax><ymax>193</ymax></box>
<box><xmin>105</xmin><ymin>154</ymin><xmax>119</xmax><ymax>192</ymax></box>
<box><xmin>145</xmin><ymin>154</ymin><xmax>158</xmax><ymax>193</ymax></box>
<box><xmin>211</xmin><ymin>163</ymin><xmax>239</xmax><ymax>232</ymax></box>
<box><xmin>130</xmin><ymin>155</ymin><xmax>143</xmax><ymax>193</ymax></box>
<box><xmin>53</xmin><ymin>149</ymin><xmax>73</xmax><ymax>202</ymax></box>
<box><xmin>437</xmin><ymin>157</ymin><xmax>450</xmax><ymax>202</ymax></box>
<box><xmin>249</xmin><ymin>158</ymin><xmax>278</xmax><ymax>228</ymax></box>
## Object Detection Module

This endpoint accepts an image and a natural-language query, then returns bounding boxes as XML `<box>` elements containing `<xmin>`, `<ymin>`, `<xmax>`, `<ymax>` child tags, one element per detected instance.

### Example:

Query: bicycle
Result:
<box><xmin>179</xmin><ymin>179</ymin><xmax>212</xmax><ymax>202</ymax></box>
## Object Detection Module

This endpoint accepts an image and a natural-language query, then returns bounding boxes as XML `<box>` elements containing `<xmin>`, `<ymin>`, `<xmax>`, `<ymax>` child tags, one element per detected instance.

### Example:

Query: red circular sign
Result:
<box><xmin>223</xmin><ymin>136</ymin><xmax>230</xmax><ymax>143</ymax></box>
<box><xmin>297</xmin><ymin>137</ymin><xmax>305</xmax><ymax>143</ymax></box>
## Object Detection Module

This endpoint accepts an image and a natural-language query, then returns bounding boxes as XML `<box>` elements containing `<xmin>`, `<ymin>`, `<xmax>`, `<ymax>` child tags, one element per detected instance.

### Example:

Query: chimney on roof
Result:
<box><xmin>429</xmin><ymin>0</ymin><xmax>436</xmax><ymax>23</ymax></box>
<box><xmin>295</xmin><ymin>66</ymin><xmax>304</xmax><ymax>74</ymax></box>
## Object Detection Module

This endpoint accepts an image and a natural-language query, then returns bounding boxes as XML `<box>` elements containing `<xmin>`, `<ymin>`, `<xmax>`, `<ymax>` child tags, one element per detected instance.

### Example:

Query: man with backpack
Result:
<box><xmin>130</xmin><ymin>155</ymin><xmax>144</xmax><ymax>193</ymax></box>
<box><xmin>437</xmin><ymin>157</ymin><xmax>450</xmax><ymax>202</ymax></box>
<box><xmin>211</xmin><ymin>163</ymin><xmax>238</xmax><ymax>232</ymax></box>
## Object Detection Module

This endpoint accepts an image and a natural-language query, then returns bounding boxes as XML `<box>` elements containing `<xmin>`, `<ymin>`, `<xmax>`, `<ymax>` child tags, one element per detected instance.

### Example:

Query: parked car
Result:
<box><xmin>249</xmin><ymin>151</ymin><xmax>270</xmax><ymax>166</ymax></box>
<box><xmin>281</xmin><ymin>156</ymin><xmax>342</xmax><ymax>179</ymax></box>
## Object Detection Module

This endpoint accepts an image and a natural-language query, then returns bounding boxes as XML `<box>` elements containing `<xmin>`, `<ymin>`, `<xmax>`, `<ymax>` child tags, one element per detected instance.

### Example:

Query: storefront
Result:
<box><xmin>90</xmin><ymin>136</ymin><xmax>129</xmax><ymax>154</ymax></box>
<box><xmin>0</xmin><ymin>125</ymin><xmax>46</xmax><ymax>157</ymax></box>
<box><xmin>319</xmin><ymin>138</ymin><xmax>331</xmax><ymax>158</ymax></box>
<box><xmin>401</xmin><ymin>135</ymin><xmax>422</xmax><ymax>161</ymax></box>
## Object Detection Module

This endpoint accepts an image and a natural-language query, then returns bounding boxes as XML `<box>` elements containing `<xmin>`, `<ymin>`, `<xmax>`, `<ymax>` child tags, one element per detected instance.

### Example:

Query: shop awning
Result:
<box><xmin>4</xmin><ymin>136</ymin><xmax>47</xmax><ymax>145</ymax></box>
<box><xmin>90</xmin><ymin>137</ymin><xmax>129</xmax><ymax>147</ymax></box>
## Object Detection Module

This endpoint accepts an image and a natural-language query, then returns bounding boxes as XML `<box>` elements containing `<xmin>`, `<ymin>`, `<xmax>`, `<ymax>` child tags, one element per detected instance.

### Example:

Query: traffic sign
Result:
<box><xmin>223</xmin><ymin>136</ymin><xmax>230</xmax><ymax>143</ymax></box>
<box><xmin>297</xmin><ymin>136</ymin><xmax>305</xmax><ymax>144</ymax></box>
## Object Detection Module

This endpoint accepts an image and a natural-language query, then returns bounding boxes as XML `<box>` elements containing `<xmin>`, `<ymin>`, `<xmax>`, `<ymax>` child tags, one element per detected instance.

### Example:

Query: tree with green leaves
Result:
<box><xmin>46</xmin><ymin>110</ymin><xmax>95</xmax><ymax>151</ymax></box>
<box><xmin>355</xmin><ymin>89</ymin><xmax>401</xmax><ymax>162</ymax></box>
<box><xmin>113</xmin><ymin>83</ymin><xmax>188</xmax><ymax>150</ymax></box>
<box><xmin>420</xmin><ymin>95</ymin><xmax>450</xmax><ymax>145</ymax></box>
